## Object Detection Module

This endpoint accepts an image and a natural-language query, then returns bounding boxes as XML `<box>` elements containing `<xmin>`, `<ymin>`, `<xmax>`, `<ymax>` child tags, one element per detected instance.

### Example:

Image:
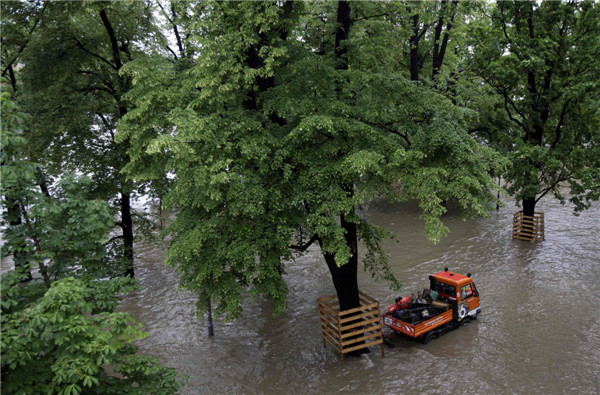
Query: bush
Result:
<box><xmin>1</xmin><ymin>275</ymin><xmax>187</xmax><ymax>394</ymax></box>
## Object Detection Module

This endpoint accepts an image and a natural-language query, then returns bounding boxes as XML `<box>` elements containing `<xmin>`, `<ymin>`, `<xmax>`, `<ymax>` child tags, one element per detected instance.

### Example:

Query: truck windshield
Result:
<box><xmin>431</xmin><ymin>279</ymin><xmax>455</xmax><ymax>297</ymax></box>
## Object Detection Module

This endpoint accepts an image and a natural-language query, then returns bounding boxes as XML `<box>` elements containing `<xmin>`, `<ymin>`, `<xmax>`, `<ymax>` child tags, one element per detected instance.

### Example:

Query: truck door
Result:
<box><xmin>460</xmin><ymin>283</ymin><xmax>479</xmax><ymax>312</ymax></box>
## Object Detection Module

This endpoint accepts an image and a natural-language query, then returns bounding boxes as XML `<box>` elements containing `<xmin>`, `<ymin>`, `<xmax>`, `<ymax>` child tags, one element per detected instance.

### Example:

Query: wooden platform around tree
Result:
<box><xmin>318</xmin><ymin>291</ymin><xmax>384</xmax><ymax>364</ymax></box>
<box><xmin>512</xmin><ymin>211</ymin><xmax>545</xmax><ymax>242</ymax></box>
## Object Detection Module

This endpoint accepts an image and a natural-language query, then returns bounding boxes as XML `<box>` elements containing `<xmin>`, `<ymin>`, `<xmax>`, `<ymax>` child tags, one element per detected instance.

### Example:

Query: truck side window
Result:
<box><xmin>461</xmin><ymin>284</ymin><xmax>473</xmax><ymax>300</ymax></box>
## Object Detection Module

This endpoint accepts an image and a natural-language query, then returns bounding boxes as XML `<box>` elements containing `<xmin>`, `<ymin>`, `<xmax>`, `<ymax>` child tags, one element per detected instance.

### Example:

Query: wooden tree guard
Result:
<box><xmin>513</xmin><ymin>211</ymin><xmax>545</xmax><ymax>242</ymax></box>
<box><xmin>318</xmin><ymin>291</ymin><xmax>384</xmax><ymax>364</ymax></box>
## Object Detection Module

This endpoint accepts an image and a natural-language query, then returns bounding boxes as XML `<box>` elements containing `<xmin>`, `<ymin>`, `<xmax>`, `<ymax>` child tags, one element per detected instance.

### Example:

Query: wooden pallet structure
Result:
<box><xmin>512</xmin><ymin>211</ymin><xmax>545</xmax><ymax>242</ymax></box>
<box><xmin>318</xmin><ymin>291</ymin><xmax>384</xmax><ymax>364</ymax></box>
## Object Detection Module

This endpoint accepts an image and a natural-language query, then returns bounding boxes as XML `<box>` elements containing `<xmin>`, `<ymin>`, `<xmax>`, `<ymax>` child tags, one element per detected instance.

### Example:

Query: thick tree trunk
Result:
<box><xmin>322</xmin><ymin>214</ymin><xmax>360</xmax><ymax>312</ymax></box>
<box><xmin>330</xmin><ymin>1</ymin><xmax>361</xmax><ymax>314</ymax></box>
<box><xmin>522</xmin><ymin>196</ymin><xmax>537</xmax><ymax>218</ymax></box>
<box><xmin>319</xmin><ymin>213</ymin><xmax>368</xmax><ymax>356</ymax></box>
<box><xmin>330</xmin><ymin>1</ymin><xmax>360</xmax><ymax>313</ymax></box>
<box><xmin>120</xmin><ymin>191</ymin><xmax>135</xmax><ymax>277</ymax></box>
<box><xmin>335</xmin><ymin>0</ymin><xmax>351</xmax><ymax>61</ymax></box>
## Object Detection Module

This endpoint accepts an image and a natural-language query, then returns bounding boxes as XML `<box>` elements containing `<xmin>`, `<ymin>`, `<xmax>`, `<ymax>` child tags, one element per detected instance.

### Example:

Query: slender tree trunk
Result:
<box><xmin>496</xmin><ymin>177</ymin><xmax>501</xmax><ymax>212</ymax></box>
<box><xmin>6</xmin><ymin>203</ymin><xmax>32</xmax><ymax>281</ymax></box>
<box><xmin>410</xmin><ymin>14</ymin><xmax>420</xmax><ymax>82</ymax></box>
<box><xmin>120</xmin><ymin>191</ymin><xmax>135</xmax><ymax>277</ymax></box>
<box><xmin>207</xmin><ymin>299</ymin><xmax>214</xmax><ymax>337</ymax></box>
<box><xmin>432</xmin><ymin>0</ymin><xmax>458</xmax><ymax>81</ymax></box>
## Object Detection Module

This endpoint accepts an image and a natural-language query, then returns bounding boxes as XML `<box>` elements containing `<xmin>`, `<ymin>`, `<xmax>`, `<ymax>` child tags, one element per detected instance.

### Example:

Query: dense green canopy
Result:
<box><xmin>119</xmin><ymin>1</ymin><xmax>502</xmax><ymax>318</ymax></box>
<box><xmin>469</xmin><ymin>0</ymin><xmax>600</xmax><ymax>216</ymax></box>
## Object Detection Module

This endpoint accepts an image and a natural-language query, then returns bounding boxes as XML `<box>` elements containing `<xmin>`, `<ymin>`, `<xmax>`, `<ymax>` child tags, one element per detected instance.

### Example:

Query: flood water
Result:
<box><xmin>118</xmin><ymin>193</ymin><xmax>600</xmax><ymax>394</ymax></box>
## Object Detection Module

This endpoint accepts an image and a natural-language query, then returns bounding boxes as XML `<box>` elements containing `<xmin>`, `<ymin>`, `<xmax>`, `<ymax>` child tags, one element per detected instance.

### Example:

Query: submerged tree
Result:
<box><xmin>470</xmin><ymin>0</ymin><xmax>600</xmax><ymax>217</ymax></box>
<box><xmin>120</xmin><ymin>0</ymin><xmax>501</xmax><ymax>322</ymax></box>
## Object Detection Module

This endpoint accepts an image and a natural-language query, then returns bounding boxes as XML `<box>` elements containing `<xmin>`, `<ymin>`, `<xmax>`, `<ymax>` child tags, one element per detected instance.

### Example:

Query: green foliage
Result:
<box><xmin>6</xmin><ymin>1</ymin><xmax>169</xmax><ymax>276</ymax></box>
<box><xmin>1</xmin><ymin>84</ymin><xmax>186</xmax><ymax>393</ymax></box>
<box><xmin>1</xmin><ymin>93</ymin><xmax>119</xmax><ymax>281</ymax></box>
<box><xmin>469</xmin><ymin>0</ymin><xmax>600</xmax><ymax>213</ymax></box>
<box><xmin>4</xmin><ymin>173</ymin><xmax>120</xmax><ymax>277</ymax></box>
<box><xmin>1</xmin><ymin>276</ymin><xmax>187</xmax><ymax>394</ymax></box>
<box><xmin>120</xmin><ymin>1</ymin><xmax>502</xmax><ymax>320</ymax></box>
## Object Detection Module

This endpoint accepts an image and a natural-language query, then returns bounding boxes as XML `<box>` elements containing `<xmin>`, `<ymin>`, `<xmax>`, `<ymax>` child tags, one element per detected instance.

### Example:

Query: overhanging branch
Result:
<box><xmin>289</xmin><ymin>234</ymin><xmax>319</xmax><ymax>252</ymax></box>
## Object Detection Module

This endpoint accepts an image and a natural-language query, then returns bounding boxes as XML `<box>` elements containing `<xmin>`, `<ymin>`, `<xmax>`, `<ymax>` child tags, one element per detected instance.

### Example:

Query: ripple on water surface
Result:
<box><xmin>120</xmin><ymin>195</ymin><xmax>600</xmax><ymax>394</ymax></box>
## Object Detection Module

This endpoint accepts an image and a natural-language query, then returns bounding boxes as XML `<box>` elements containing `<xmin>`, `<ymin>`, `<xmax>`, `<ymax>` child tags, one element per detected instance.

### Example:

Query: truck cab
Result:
<box><xmin>429</xmin><ymin>269</ymin><xmax>481</xmax><ymax>320</ymax></box>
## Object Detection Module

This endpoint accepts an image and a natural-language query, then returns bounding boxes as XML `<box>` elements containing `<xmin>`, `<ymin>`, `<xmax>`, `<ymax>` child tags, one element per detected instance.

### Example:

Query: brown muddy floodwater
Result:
<box><xmin>119</xmin><ymin>194</ymin><xmax>600</xmax><ymax>394</ymax></box>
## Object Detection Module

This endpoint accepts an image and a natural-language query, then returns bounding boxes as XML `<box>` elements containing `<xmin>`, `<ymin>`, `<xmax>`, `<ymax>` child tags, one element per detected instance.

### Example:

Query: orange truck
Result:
<box><xmin>382</xmin><ymin>268</ymin><xmax>481</xmax><ymax>344</ymax></box>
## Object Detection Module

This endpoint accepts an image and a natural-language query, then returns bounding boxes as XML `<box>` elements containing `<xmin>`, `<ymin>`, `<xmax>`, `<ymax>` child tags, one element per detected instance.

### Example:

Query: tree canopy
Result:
<box><xmin>469</xmin><ymin>0</ymin><xmax>600</xmax><ymax>216</ymax></box>
<box><xmin>119</xmin><ymin>0</ymin><xmax>502</xmax><ymax>319</ymax></box>
<box><xmin>1</xmin><ymin>88</ymin><xmax>187</xmax><ymax>393</ymax></box>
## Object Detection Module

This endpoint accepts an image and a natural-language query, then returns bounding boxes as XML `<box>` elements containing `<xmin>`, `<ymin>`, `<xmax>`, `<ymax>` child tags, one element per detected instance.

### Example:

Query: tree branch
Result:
<box><xmin>550</xmin><ymin>98</ymin><xmax>571</xmax><ymax>149</ymax></box>
<box><xmin>157</xmin><ymin>2</ymin><xmax>183</xmax><ymax>60</ymax></box>
<box><xmin>71</xmin><ymin>38</ymin><xmax>117</xmax><ymax>70</ymax></box>
<box><xmin>77</xmin><ymin>70</ymin><xmax>117</xmax><ymax>94</ymax></box>
<box><xmin>99</xmin><ymin>9</ymin><xmax>123</xmax><ymax>70</ymax></box>
<box><xmin>1</xmin><ymin>2</ymin><xmax>47</xmax><ymax>77</ymax></box>
<box><xmin>289</xmin><ymin>234</ymin><xmax>319</xmax><ymax>252</ymax></box>
<box><xmin>170</xmin><ymin>3</ymin><xmax>186</xmax><ymax>58</ymax></box>
<box><xmin>503</xmin><ymin>98</ymin><xmax>527</xmax><ymax>132</ymax></box>
<box><xmin>352</xmin><ymin>12</ymin><xmax>390</xmax><ymax>23</ymax></box>
<box><xmin>535</xmin><ymin>174</ymin><xmax>572</xmax><ymax>204</ymax></box>
<box><xmin>96</xmin><ymin>113</ymin><xmax>113</xmax><ymax>130</ymax></box>
<box><xmin>434</xmin><ymin>0</ymin><xmax>458</xmax><ymax>78</ymax></box>
<box><xmin>19</xmin><ymin>203</ymin><xmax>51</xmax><ymax>286</ymax></box>
<box><xmin>104</xmin><ymin>234</ymin><xmax>124</xmax><ymax>246</ymax></box>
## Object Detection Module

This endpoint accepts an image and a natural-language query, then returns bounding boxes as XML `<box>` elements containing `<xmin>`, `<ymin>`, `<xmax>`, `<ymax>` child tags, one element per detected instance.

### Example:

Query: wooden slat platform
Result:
<box><xmin>318</xmin><ymin>291</ymin><xmax>384</xmax><ymax>364</ymax></box>
<box><xmin>512</xmin><ymin>211</ymin><xmax>544</xmax><ymax>242</ymax></box>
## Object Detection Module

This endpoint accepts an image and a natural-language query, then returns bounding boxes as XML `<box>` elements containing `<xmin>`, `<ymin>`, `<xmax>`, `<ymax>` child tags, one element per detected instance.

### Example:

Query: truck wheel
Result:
<box><xmin>421</xmin><ymin>332</ymin><xmax>438</xmax><ymax>345</ymax></box>
<box><xmin>458</xmin><ymin>304</ymin><xmax>468</xmax><ymax>320</ymax></box>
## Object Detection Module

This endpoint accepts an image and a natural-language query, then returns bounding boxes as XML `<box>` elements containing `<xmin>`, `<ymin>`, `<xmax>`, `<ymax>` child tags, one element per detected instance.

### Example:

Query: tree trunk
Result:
<box><xmin>320</xmin><ymin>213</ymin><xmax>368</xmax><ymax>356</ymax></box>
<box><xmin>322</xmin><ymin>214</ymin><xmax>360</xmax><ymax>312</ymax></box>
<box><xmin>522</xmin><ymin>196</ymin><xmax>536</xmax><ymax>218</ymax></box>
<box><xmin>120</xmin><ymin>191</ymin><xmax>135</xmax><ymax>277</ymax></box>
<box><xmin>335</xmin><ymin>0</ymin><xmax>351</xmax><ymax>62</ymax></box>
<box><xmin>207</xmin><ymin>299</ymin><xmax>214</xmax><ymax>337</ymax></box>
<box><xmin>329</xmin><ymin>1</ymin><xmax>359</xmax><ymax>313</ymax></box>
<box><xmin>330</xmin><ymin>1</ymin><xmax>362</xmax><ymax>315</ymax></box>
<box><xmin>410</xmin><ymin>14</ymin><xmax>420</xmax><ymax>81</ymax></box>
<box><xmin>7</xmin><ymin>202</ymin><xmax>32</xmax><ymax>282</ymax></box>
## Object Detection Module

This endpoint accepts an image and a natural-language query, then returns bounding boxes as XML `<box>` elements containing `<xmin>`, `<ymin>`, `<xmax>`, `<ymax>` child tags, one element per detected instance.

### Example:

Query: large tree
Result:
<box><xmin>120</xmin><ymin>0</ymin><xmax>501</xmax><ymax>321</ymax></box>
<box><xmin>8</xmin><ymin>0</ymin><xmax>164</xmax><ymax>276</ymax></box>
<box><xmin>0</xmin><ymin>89</ymin><xmax>187</xmax><ymax>393</ymax></box>
<box><xmin>470</xmin><ymin>0</ymin><xmax>600</xmax><ymax>217</ymax></box>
